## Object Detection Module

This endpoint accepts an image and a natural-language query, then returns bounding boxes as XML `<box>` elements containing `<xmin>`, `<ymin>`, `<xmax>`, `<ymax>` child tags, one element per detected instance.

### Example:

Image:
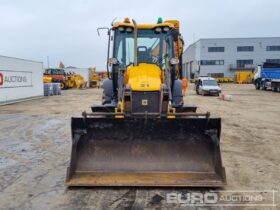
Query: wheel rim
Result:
<box><xmin>60</xmin><ymin>83</ymin><xmax>64</xmax><ymax>89</ymax></box>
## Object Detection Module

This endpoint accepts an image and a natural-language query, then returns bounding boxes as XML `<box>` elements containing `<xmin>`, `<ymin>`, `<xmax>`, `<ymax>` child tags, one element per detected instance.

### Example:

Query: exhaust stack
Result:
<box><xmin>132</xmin><ymin>19</ymin><xmax>138</xmax><ymax>66</ymax></box>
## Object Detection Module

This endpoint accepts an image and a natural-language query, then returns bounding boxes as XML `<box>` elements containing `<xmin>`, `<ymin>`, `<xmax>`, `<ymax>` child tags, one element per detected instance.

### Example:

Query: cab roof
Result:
<box><xmin>112</xmin><ymin>19</ymin><xmax>180</xmax><ymax>30</ymax></box>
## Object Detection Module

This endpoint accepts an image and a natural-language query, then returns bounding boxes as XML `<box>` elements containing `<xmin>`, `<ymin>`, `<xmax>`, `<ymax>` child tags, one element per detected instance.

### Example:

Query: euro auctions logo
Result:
<box><xmin>166</xmin><ymin>191</ymin><xmax>277</xmax><ymax>207</ymax></box>
<box><xmin>0</xmin><ymin>70</ymin><xmax>32</xmax><ymax>88</ymax></box>
<box><xmin>0</xmin><ymin>72</ymin><xmax>3</xmax><ymax>86</ymax></box>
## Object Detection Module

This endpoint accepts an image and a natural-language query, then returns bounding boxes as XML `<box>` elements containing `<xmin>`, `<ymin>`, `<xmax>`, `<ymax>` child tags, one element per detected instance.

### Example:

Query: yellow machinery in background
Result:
<box><xmin>43</xmin><ymin>68</ymin><xmax>87</xmax><ymax>89</ymax></box>
<box><xmin>43</xmin><ymin>75</ymin><xmax>52</xmax><ymax>83</ymax></box>
<box><xmin>66</xmin><ymin>74</ymin><xmax>87</xmax><ymax>89</ymax></box>
<box><xmin>191</xmin><ymin>77</ymin><xmax>233</xmax><ymax>83</ymax></box>
<box><xmin>215</xmin><ymin>77</ymin><xmax>234</xmax><ymax>83</ymax></box>
<box><xmin>101</xmin><ymin>72</ymin><xmax>107</xmax><ymax>79</ymax></box>
<box><xmin>65</xmin><ymin>74</ymin><xmax>75</xmax><ymax>88</ymax></box>
<box><xmin>235</xmin><ymin>71</ymin><xmax>254</xmax><ymax>84</ymax></box>
<box><xmin>99</xmin><ymin>71</ymin><xmax>109</xmax><ymax>80</ymax></box>
<box><xmin>73</xmin><ymin>74</ymin><xmax>87</xmax><ymax>88</ymax></box>
<box><xmin>66</xmin><ymin>18</ymin><xmax>226</xmax><ymax>187</ymax></box>
<box><xmin>89</xmin><ymin>67</ymin><xmax>100</xmax><ymax>88</ymax></box>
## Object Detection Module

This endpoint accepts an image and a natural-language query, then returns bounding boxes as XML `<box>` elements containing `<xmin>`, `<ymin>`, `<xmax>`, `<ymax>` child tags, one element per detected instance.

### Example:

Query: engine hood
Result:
<box><xmin>125</xmin><ymin>63</ymin><xmax>162</xmax><ymax>91</ymax></box>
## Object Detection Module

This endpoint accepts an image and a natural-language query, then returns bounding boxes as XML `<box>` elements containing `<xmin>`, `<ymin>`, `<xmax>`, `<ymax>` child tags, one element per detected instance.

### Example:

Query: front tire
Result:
<box><xmin>261</xmin><ymin>82</ymin><xmax>267</xmax><ymax>90</ymax></box>
<box><xmin>255</xmin><ymin>82</ymin><xmax>260</xmax><ymax>90</ymax></box>
<box><xmin>60</xmin><ymin>81</ymin><xmax>67</xmax><ymax>90</ymax></box>
<box><xmin>102</xmin><ymin>91</ymin><xmax>112</xmax><ymax>105</ymax></box>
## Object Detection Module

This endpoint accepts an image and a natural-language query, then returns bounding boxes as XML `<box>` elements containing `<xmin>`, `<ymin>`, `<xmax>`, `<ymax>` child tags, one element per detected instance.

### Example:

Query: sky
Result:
<box><xmin>0</xmin><ymin>0</ymin><xmax>280</xmax><ymax>70</ymax></box>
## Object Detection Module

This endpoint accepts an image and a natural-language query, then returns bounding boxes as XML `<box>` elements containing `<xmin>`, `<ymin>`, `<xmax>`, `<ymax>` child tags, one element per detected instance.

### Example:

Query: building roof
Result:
<box><xmin>0</xmin><ymin>55</ymin><xmax>43</xmax><ymax>64</ymax></box>
<box><xmin>184</xmin><ymin>36</ymin><xmax>280</xmax><ymax>53</ymax></box>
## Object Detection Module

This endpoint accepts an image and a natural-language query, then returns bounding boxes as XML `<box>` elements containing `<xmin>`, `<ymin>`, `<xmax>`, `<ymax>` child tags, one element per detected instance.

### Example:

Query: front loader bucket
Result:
<box><xmin>66</xmin><ymin>117</ymin><xmax>226</xmax><ymax>187</ymax></box>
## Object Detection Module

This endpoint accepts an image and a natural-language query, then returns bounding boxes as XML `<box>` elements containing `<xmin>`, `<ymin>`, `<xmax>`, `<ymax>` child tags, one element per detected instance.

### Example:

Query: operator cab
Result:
<box><xmin>97</xmin><ymin>17</ymin><xmax>185</xmax><ymax>112</ymax></box>
<box><xmin>111</xmin><ymin>22</ymin><xmax>176</xmax><ymax>70</ymax></box>
<box><xmin>103</xmin><ymin>18</ymin><xmax>183</xmax><ymax>106</ymax></box>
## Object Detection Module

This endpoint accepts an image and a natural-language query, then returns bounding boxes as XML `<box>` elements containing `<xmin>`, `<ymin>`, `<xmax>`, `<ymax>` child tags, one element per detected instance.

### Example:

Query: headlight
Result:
<box><xmin>155</xmin><ymin>27</ymin><xmax>162</xmax><ymax>33</ymax></box>
<box><xmin>118</xmin><ymin>26</ymin><xmax>125</xmax><ymax>32</ymax></box>
<box><xmin>126</xmin><ymin>27</ymin><xmax>133</xmax><ymax>32</ymax></box>
<box><xmin>163</xmin><ymin>27</ymin><xmax>170</xmax><ymax>32</ymax></box>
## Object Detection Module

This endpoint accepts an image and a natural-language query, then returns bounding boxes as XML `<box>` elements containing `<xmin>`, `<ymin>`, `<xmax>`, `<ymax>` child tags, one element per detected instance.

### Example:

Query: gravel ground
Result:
<box><xmin>0</xmin><ymin>84</ymin><xmax>279</xmax><ymax>210</ymax></box>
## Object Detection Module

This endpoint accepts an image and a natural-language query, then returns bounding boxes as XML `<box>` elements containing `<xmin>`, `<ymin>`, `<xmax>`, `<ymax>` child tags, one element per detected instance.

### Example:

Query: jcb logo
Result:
<box><xmin>142</xmin><ymin>99</ymin><xmax>148</xmax><ymax>106</ymax></box>
<box><xmin>0</xmin><ymin>73</ymin><xmax>3</xmax><ymax>86</ymax></box>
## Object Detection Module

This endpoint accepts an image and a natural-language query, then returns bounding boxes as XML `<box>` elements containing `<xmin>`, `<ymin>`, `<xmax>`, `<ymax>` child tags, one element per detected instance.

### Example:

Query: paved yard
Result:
<box><xmin>0</xmin><ymin>84</ymin><xmax>279</xmax><ymax>209</ymax></box>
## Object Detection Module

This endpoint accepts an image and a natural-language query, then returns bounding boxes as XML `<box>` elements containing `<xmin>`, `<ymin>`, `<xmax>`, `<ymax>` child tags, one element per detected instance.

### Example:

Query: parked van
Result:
<box><xmin>195</xmin><ymin>77</ymin><xmax>221</xmax><ymax>96</ymax></box>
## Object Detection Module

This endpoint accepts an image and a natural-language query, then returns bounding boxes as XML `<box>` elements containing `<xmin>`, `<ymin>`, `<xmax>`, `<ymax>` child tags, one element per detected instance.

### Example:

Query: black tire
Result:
<box><xmin>261</xmin><ymin>82</ymin><xmax>267</xmax><ymax>90</ymax></box>
<box><xmin>272</xmin><ymin>83</ymin><xmax>277</xmax><ymax>92</ymax></box>
<box><xmin>277</xmin><ymin>84</ymin><xmax>280</xmax><ymax>92</ymax></box>
<box><xmin>255</xmin><ymin>82</ymin><xmax>260</xmax><ymax>90</ymax></box>
<box><xmin>102</xmin><ymin>79</ymin><xmax>113</xmax><ymax>105</ymax></box>
<box><xmin>102</xmin><ymin>91</ymin><xmax>113</xmax><ymax>105</ymax></box>
<box><xmin>172</xmin><ymin>80</ymin><xmax>184</xmax><ymax>107</ymax></box>
<box><xmin>60</xmin><ymin>81</ymin><xmax>67</xmax><ymax>90</ymax></box>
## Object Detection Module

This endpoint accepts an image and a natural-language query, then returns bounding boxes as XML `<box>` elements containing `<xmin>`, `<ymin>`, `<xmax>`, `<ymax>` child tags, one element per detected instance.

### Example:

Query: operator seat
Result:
<box><xmin>137</xmin><ymin>46</ymin><xmax>152</xmax><ymax>63</ymax></box>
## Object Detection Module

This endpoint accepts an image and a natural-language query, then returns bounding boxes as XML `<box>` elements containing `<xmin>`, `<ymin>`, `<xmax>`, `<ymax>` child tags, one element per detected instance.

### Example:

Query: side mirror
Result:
<box><xmin>97</xmin><ymin>27</ymin><xmax>110</xmax><ymax>36</ymax></box>
<box><xmin>218</xmin><ymin>83</ymin><xmax>220</xmax><ymax>86</ymax></box>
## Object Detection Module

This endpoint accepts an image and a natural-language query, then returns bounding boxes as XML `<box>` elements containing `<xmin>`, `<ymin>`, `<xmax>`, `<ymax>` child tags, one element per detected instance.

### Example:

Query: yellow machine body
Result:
<box><xmin>125</xmin><ymin>64</ymin><xmax>162</xmax><ymax>91</ymax></box>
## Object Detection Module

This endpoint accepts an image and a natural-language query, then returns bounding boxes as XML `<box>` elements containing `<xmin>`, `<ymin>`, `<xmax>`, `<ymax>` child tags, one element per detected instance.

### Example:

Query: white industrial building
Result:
<box><xmin>0</xmin><ymin>56</ymin><xmax>44</xmax><ymax>105</ymax></box>
<box><xmin>64</xmin><ymin>67</ymin><xmax>90</xmax><ymax>87</ymax></box>
<box><xmin>182</xmin><ymin>37</ymin><xmax>280</xmax><ymax>79</ymax></box>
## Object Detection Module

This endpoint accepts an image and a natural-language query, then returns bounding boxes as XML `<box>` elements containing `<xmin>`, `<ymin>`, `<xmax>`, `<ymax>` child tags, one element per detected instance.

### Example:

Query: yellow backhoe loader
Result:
<box><xmin>66</xmin><ymin>18</ymin><xmax>226</xmax><ymax>187</ymax></box>
<box><xmin>90</xmin><ymin>67</ymin><xmax>100</xmax><ymax>88</ymax></box>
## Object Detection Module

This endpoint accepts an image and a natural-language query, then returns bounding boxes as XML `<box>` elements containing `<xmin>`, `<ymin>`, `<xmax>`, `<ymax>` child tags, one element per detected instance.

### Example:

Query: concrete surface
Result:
<box><xmin>0</xmin><ymin>84</ymin><xmax>279</xmax><ymax>210</ymax></box>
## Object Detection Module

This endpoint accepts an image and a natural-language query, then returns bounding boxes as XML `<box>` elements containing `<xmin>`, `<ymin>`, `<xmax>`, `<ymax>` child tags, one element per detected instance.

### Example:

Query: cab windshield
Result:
<box><xmin>113</xmin><ymin>29</ymin><xmax>173</xmax><ymax>69</ymax></box>
<box><xmin>203</xmin><ymin>80</ymin><xmax>218</xmax><ymax>86</ymax></box>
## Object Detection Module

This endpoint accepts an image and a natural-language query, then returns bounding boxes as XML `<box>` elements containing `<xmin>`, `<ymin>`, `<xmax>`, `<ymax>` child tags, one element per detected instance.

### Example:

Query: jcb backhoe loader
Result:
<box><xmin>66</xmin><ymin>18</ymin><xmax>226</xmax><ymax>187</ymax></box>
